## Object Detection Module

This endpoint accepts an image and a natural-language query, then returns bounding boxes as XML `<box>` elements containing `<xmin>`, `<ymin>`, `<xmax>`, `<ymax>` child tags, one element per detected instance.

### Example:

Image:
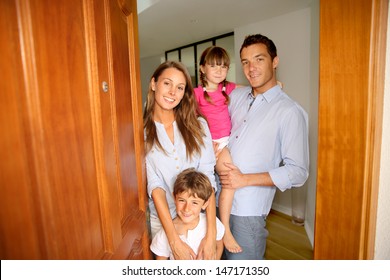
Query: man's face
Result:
<box><xmin>240</xmin><ymin>43</ymin><xmax>278</xmax><ymax>94</ymax></box>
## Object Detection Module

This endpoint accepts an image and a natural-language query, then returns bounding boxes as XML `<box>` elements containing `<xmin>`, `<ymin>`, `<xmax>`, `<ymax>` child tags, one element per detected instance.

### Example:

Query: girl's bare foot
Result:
<box><xmin>223</xmin><ymin>231</ymin><xmax>242</xmax><ymax>253</ymax></box>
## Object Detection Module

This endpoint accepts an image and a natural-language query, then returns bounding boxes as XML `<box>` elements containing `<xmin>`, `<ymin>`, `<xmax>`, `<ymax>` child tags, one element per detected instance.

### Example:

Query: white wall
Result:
<box><xmin>374</xmin><ymin>3</ymin><xmax>390</xmax><ymax>260</ymax></box>
<box><xmin>233</xmin><ymin>5</ymin><xmax>318</xmax><ymax>246</ymax></box>
<box><xmin>140</xmin><ymin>55</ymin><xmax>165</xmax><ymax>106</ymax></box>
<box><xmin>306</xmin><ymin>0</ymin><xmax>319</xmax><ymax>247</ymax></box>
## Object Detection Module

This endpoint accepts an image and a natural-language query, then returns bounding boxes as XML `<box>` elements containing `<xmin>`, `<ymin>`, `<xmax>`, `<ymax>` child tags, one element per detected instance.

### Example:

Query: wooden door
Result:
<box><xmin>314</xmin><ymin>0</ymin><xmax>387</xmax><ymax>259</ymax></box>
<box><xmin>0</xmin><ymin>0</ymin><xmax>151</xmax><ymax>260</ymax></box>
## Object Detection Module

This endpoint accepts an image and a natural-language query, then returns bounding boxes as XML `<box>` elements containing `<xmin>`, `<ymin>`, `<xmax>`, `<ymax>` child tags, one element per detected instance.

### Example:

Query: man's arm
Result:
<box><xmin>219</xmin><ymin>162</ymin><xmax>275</xmax><ymax>189</ymax></box>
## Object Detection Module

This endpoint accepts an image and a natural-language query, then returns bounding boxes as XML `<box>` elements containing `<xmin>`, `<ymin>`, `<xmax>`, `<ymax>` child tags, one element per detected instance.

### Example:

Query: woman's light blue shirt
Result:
<box><xmin>146</xmin><ymin>117</ymin><xmax>216</xmax><ymax>220</ymax></box>
<box><xmin>227</xmin><ymin>85</ymin><xmax>309</xmax><ymax>216</ymax></box>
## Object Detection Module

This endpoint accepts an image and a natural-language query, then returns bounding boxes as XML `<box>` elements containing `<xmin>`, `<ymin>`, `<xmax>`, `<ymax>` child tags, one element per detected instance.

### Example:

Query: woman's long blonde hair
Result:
<box><xmin>143</xmin><ymin>61</ymin><xmax>205</xmax><ymax>159</ymax></box>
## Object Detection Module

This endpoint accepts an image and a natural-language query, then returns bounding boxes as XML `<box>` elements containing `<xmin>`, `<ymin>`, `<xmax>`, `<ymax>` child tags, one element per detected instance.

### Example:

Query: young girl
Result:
<box><xmin>144</xmin><ymin>61</ymin><xmax>218</xmax><ymax>260</ymax></box>
<box><xmin>194</xmin><ymin>46</ymin><xmax>242</xmax><ymax>254</ymax></box>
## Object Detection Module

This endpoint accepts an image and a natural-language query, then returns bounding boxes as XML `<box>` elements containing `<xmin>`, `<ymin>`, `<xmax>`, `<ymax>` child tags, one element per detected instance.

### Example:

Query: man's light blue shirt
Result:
<box><xmin>227</xmin><ymin>85</ymin><xmax>309</xmax><ymax>216</ymax></box>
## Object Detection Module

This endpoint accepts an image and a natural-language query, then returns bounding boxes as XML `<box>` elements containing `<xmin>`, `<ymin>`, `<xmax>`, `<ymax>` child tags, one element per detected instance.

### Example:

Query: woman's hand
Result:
<box><xmin>196</xmin><ymin>234</ymin><xmax>217</xmax><ymax>260</ymax></box>
<box><xmin>170</xmin><ymin>238</ymin><xmax>197</xmax><ymax>260</ymax></box>
<box><xmin>197</xmin><ymin>190</ymin><xmax>217</xmax><ymax>260</ymax></box>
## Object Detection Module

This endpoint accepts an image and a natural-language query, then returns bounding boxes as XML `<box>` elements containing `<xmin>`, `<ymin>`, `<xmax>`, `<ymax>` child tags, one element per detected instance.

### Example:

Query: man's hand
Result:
<box><xmin>219</xmin><ymin>162</ymin><xmax>246</xmax><ymax>190</ymax></box>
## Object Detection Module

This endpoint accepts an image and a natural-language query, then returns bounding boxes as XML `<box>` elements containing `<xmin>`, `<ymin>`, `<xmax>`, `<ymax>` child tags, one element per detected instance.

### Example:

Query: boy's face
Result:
<box><xmin>174</xmin><ymin>191</ymin><xmax>209</xmax><ymax>227</ymax></box>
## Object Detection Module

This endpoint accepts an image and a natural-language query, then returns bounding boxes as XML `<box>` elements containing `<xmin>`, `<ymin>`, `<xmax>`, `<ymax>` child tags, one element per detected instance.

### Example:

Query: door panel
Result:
<box><xmin>108</xmin><ymin>0</ymin><xmax>139</xmax><ymax>219</ymax></box>
<box><xmin>0</xmin><ymin>0</ymin><xmax>150</xmax><ymax>260</ymax></box>
<box><xmin>102</xmin><ymin>0</ymin><xmax>150</xmax><ymax>259</ymax></box>
<box><xmin>30</xmin><ymin>0</ymin><xmax>104</xmax><ymax>259</ymax></box>
<box><xmin>0</xmin><ymin>0</ymin><xmax>43</xmax><ymax>259</ymax></box>
<box><xmin>315</xmin><ymin>0</ymin><xmax>387</xmax><ymax>259</ymax></box>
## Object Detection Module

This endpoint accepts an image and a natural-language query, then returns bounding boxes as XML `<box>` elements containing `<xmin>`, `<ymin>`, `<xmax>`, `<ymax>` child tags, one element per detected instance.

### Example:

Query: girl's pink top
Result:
<box><xmin>194</xmin><ymin>82</ymin><xmax>236</xmax><ymax>140</ymax></box>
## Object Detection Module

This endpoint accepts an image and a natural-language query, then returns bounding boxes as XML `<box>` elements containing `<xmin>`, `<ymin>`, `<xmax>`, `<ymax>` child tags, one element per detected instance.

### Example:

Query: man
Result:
<box><xmin>218</xmin><ymin>34</ymin><xmax>309</xmax><ymax>260</ymax></box>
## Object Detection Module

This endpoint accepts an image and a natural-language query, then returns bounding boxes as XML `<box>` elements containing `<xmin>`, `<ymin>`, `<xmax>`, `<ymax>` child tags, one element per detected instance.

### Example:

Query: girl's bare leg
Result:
<box><xmin>216</xmin><ymin>147</ymin><xmax>242</xmax><ymax>253</ymax></box>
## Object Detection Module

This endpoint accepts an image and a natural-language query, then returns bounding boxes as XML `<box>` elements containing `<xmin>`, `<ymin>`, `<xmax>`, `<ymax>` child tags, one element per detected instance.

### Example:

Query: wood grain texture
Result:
<box><xmin>314</xmin><ymin>0</ymin><xmax>387</xmax><ymax>259</ymax></box>
<box><xmin>0</xmin><ymin>0</ymin><xmax>150</xmax><ymax>259</ymax></box>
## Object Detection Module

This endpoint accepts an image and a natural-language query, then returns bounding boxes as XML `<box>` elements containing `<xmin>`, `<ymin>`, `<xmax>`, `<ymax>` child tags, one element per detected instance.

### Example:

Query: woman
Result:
<box><xmin>143</xmin><ymin>61</ymin><xmax>217</xmax><ymax>260</ymax></box>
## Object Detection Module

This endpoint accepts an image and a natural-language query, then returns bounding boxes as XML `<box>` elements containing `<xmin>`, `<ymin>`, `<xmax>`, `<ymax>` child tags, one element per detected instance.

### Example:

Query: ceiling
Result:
<box><xmin>137</xmin><ymin>0</ymin><xmax>312</xmax><ymax>59</ymax></box>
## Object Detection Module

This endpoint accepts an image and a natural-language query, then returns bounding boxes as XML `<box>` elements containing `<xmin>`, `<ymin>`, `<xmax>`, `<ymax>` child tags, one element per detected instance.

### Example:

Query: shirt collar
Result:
<box><xmin>248</xmin><ymin>84</ymin><xmax>282</xmax><ymax>103</ymax></box>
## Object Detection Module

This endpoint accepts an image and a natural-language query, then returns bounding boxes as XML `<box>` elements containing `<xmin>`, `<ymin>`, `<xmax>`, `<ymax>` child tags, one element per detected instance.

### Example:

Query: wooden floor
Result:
<box><xmin>265</xmin><ymin>210</ymin><xmax>313</xmax><ymax>260</ymax></box>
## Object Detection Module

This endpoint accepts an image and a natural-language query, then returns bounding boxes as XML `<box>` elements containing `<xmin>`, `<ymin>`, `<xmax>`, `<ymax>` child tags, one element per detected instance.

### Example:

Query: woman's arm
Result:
<box><xmin>196</xmin><ymin>117</ymin><xmax>218</xmax><ymax>259</ymax></box>
<box><xmin>152</xmin><ymin>188</ymin><xmax>196</xmax><ymax>260</ymax></box>
<box><xmin>216</xmin><ymin>239</ymin><xmax>224</xmax><ymax>260</ymax></box>
<box><xmin>196</xmin><ymin>190</ymin><xmax>217</xmax><ymax>260</ymax></box>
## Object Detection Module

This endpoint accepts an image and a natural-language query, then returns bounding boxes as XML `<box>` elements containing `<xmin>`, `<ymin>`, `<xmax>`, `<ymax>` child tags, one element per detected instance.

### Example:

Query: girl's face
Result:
<box><xmin>151</xmin><ymin>68</ymin><xmax>186</xmax><ymax>112</ymax></box>
<box><xmin>200</xmin><ymin>60</ymin><xmax>229</xmax><ymax>88</ymax></box>
<box><xmin>174</xmin><ymin>191</ymin><xmax>208</xmax><ymax>228</ymax></box>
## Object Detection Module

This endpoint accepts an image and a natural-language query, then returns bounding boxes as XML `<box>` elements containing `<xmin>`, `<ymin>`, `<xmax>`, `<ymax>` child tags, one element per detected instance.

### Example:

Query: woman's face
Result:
<box><xmin>151</xmin><ymin>67</ymin><xmax>186</xmax><ymax>112</ymax></box>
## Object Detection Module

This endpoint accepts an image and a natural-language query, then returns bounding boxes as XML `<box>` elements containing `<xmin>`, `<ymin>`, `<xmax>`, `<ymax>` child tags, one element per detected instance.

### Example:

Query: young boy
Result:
<box><xmin>150</xmin><ymin>168</ymin><xmax>225</xmax><ymax>260</ymax></box>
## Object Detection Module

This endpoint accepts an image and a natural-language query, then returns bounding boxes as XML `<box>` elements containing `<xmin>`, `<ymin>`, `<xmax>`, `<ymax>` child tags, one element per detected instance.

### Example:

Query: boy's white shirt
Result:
<box><xmin>150</xmin><ymin>213</ymin><xmax>225</xmax><ymax>259</ymax></box>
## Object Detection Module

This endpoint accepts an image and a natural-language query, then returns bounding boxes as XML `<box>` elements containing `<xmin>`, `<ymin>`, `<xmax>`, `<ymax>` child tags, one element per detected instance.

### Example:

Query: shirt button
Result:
<box><xmin>175</xmin><ymin>157</ymin><xmax>178</xmax><ymax>160</ymax></box>
<box><xmin>235</xmin><ymin>136</ymin><xmax>238</xmax><ymax>139</ymax></box>
<box><xmin>176</xmin><ymin>166</ymin><xmax>179</xmax><ymax>169</ymax></box>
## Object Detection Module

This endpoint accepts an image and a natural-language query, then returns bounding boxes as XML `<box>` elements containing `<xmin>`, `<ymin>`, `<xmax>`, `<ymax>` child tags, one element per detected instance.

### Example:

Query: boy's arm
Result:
<box><xmin>156</xmin><ymin>255</ymin><xmax>169</xmax><ymax>260</ymax></box>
